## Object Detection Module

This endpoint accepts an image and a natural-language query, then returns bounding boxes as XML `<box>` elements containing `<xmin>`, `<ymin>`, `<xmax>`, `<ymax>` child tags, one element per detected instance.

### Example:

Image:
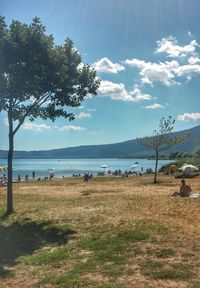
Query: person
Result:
<box><xmin>32</xmin><ymin>171</ymin><xmax>35</xmax><ymax>179</ymax></box>
<box><xmin>172</xmin><ymin>179</ymin><xmax>192</xmax><ymax>197</ymax></box>
<box><xmin>0</xmin><ymin>178</ymin><xmax>6</xmax><ymax>186</ymax></box>
<box><xmin>83</xmin><ymin>173</ymin><xmax>90</xmax><ymax>182</ymax></box>
<box><xmin>179</xmin><ymin>179</ymin><xmax>191</xmax><ymax>197</ymax></box>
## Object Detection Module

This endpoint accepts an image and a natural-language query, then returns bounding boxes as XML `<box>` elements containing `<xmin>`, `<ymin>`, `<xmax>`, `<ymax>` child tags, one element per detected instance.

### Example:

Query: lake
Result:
<box><xmin>0</xmin><ymin>158</ymin><xmax>173</xmax><ymax>179</ymax></box>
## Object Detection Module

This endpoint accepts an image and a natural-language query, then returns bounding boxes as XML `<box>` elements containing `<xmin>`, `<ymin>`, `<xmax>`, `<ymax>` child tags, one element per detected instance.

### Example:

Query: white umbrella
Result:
<box><xmin>100</xmin><ymin>164</ymin><xmax>108</xmax><ymax>172</ymax></box>
<box><xmin>100</xmin><ymin>164</ymin><xmax>108</xmax><ymax>169</ymax></box>
<box><xmin>179</xmin><ymin>164</ymin><xmax>198</xmax><ymax>176</ymax></box>
<box><xmin>179</xmin><ymin>164</ymin><xmax>198</xmax><ymax>171</ymax></box>
<box><xmin>130</xmin><ymin>164</ymin><xmax>139</xmax><ymax>169</ymax></box>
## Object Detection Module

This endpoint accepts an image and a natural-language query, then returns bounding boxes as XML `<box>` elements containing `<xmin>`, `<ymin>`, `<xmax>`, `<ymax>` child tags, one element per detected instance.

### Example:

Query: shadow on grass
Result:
<box><xmin>0</xmin><ymin>212</ymin><xmax>10</xmax><ymax>221</ymax></box>
<box><xmin>0</xmin><ymin>218</ymin><xmax>76</xmax><ymax>278</ymax></box>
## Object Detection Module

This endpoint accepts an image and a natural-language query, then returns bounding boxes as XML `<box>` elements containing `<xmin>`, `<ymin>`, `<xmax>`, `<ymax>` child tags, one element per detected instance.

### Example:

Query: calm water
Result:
<box><xmin>0</xmin><ymin>158</ymin><xmax>172</xmax><ymax>179</ymax></box>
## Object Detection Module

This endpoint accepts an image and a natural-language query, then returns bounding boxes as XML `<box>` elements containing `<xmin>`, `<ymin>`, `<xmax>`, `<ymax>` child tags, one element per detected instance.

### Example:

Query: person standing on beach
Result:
<box><xmin>32</xmin><ymin>171</ymin><xmax>35</xmax><ymax>179</ymax></box>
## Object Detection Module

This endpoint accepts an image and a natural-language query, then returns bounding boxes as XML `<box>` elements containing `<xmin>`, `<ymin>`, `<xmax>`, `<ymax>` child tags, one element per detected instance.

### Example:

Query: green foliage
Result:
<box><xmin>0</xmin><ymin>15</ymin><xmax>100</xmax><ymax>131</ymax></box>
<box><xmin>168</xmin><ymin>151</ymin><xmax>193</xmax><ymax>159</ymax></box>
<box><xmin>139</xmin><ymin>116</ymin><xmax>188</xmax><ymax>152</ymax></box>
<box><xmin>194</xmin><ymin>139</ymin><xmax>200</xmax><ymax>158</ymax></box>
<box><xmin>138</xmin><ymin>116</ymin><xmax>189</xmax><ymax>183</ymax></box>
<box><xmin>159</xmin><ymin>158</ymin><xmax>200</xmax><ymax>173</ymax></box>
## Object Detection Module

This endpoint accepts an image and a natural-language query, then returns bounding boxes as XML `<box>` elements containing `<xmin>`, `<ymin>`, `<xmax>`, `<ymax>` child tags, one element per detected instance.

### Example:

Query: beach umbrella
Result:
<box><xmin>100</xmin><ymin>164</ymin><xmax>108</xmax><ymax>169</ymax></box>
<box><xmin>179</xmin><ymin>164</ymin><xmax>198</xmax><ymax>171</ymax></box>
<box><xmin>100</xmin><ymin>164</ymin><xmax>108</xmax><ymax>172</ymax></box>
<box><xmin>130</xmin><ymin>164</ymin><xmax>139</xmax><ymax>169</ymax></box>
<box><xmin>0</xmin><ymin>167</ymin><xmax>6</xmax><ymax>172</ymax></box>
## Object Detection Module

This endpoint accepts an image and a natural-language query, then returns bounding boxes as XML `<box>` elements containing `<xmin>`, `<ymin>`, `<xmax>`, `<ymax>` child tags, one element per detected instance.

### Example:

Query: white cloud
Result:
<box><xmin>177</xmin><ymin>113</ymin><xmax>200</xmax><ymax>122</ymax></box>
<box><xmin>75</xmin><ymin>112</ymin><xmax>91</xmax><ymax>119</ymax></box>
<box><xmin>124</xmin><ymin>58</ymin><xmax>179</xmax><ymax>86</ymax></box>
<box><xmin>124</xmin><ymin>59</ymin><xmax>147</xmax><ymax>68</ymax></box>
<box><xmin>22</xmin><ymin>122</ymin><xmax>51</xmax><ymax>131</ymax></box>
<box><xmin>4</xmin><ymin>118</ymin><xmax>51</xmax><ymax>132</ymax></box>
<box><xmin>174</xmin><ymin>64</ymin><xmax>200</xmax><ymax>77</ymax></box>
<box><xmin>98</xmin><ymin>80</ymin><xmax>132</xmax><ymax>101</ymax></box>
<box><xmin>125</xmin><ymin>55</ymin><xmax>200</xmax><ymax>85</ymax></box>
<box><xmin>130</xmin><ymin>85</ymin><xmax>155</xmax><ymax>102</ymax></box>
<box><xmin>93</xmin><ymin>57</ymin><xmax>125</xmax><ymax>73</ymax></box>
<box><xmin>58</xmin><ymin>125</ymin><xmax>86</xmax><ymax>132</ymax></box>
<box><xmin>143</xmin><ymin>103</ymin><xmax>165</xmax><ymax>109</ymax></box>
<box><xmin>98</xmin><ymin>80</ymin><xmax>154</xmax><ymax>102</ymax></box>
<box><xmin>156</xmin><ymin>36</ymin><xmax>199</xmax><ymax>57</ymax></box>
<box><xmin>188</xmin><ymin>56</ymin><xmax>200</xmax><ymax>65</ymax></box>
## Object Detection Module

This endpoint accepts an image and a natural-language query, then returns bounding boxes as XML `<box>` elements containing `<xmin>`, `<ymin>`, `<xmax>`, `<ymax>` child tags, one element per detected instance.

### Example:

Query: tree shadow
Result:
<box><xmin>0</xmin><ymin>218</ymin><xmax>76</xmax><ymax>278</ymax></box>
<box><xmin>0</xmin><ymin>212</ymin><xmax>10</xmax><ymax>221</ymax></box>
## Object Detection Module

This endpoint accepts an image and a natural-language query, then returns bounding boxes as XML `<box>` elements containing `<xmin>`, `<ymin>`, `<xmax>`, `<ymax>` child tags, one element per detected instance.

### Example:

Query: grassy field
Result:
<box><xmin>0</xmin><ymin>175</ymin><xmax>200</xmax><ymax>288</ymax></box>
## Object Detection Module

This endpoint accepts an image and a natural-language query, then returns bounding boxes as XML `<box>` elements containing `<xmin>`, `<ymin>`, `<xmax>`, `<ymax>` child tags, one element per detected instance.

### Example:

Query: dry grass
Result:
<box><xmin>0</xmin><ymin>175</ymin><xmax>200</xmax><ymax>287</ymax></box>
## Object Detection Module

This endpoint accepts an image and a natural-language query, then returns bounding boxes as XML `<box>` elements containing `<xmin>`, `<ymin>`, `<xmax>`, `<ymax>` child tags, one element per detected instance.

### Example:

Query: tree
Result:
<box><xmin>0</xmin><ymin>16</ymin><xmax>100</xmax><ymax>214</ymax></box>
<box><xmin>194</xmin><ymin>139</ymin><xmax>200</xmax><ymax>158</ymax></box>
<box><xmin>139</xmin><ymin>116</ymin><xmax>189</xmax><ymax>183</ymax></box>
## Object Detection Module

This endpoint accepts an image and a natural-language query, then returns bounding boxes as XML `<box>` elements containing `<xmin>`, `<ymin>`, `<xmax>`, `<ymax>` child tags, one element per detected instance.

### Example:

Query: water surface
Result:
<box><xmin>0</xmin><ymin>158</ymin><xmax>172</xmax><ymax>179</ymax></box>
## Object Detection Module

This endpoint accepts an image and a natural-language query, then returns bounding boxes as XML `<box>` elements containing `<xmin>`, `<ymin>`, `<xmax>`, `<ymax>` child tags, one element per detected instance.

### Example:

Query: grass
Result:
<box><xmin>140</xmin><ymin>260</ymin><xmax>194</xmax><ymax>280</ymax></box>
<box><xmin>21</xmin><ymin>245</ymin><xmax>75</xmax><ymax>266</ymax></box>
<box><xmin>0</xmin><ymin>174</ymin><xmax>200</xmax><ymax>287</ymax></box>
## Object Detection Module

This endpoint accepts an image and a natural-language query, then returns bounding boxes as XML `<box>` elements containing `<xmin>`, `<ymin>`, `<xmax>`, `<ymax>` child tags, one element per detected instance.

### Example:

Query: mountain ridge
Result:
<box><xmin>0</xmin><ymin>125</ymin><xmax>199</xmax><ymax>159</ymax></box>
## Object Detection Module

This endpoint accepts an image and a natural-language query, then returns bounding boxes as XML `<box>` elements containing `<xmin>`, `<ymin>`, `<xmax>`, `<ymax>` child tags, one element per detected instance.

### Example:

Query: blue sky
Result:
<box><xmin>1</xmin><ymin>0</ymin><xmax>200</xmax><ymax>150</ymax></box>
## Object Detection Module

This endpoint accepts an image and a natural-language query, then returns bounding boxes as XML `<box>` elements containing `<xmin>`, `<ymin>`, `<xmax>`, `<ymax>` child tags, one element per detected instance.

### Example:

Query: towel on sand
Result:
<box><xmin>189</xmin><ymin>194</ymin><xmax>200</xmax><ymax>198</ymax></box>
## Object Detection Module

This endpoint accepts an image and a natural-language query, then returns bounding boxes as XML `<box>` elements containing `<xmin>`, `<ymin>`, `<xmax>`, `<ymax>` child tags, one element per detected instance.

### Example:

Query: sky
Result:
<box><xmin>1</xmin><ymin>0</ymin><xmax>200</xmax><ymax>151</ymax></box>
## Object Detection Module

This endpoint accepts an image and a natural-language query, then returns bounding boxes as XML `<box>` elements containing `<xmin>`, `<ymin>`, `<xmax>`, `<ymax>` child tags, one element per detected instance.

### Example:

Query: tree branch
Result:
<box><xmin>13</xmin><ymin>93</ymin><xmax>52</xmax><ymax>135</ymax></box>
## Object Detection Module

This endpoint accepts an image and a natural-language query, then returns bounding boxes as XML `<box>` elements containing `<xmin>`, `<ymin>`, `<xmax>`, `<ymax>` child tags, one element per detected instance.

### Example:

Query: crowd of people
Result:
<box><xmin>0</xmin><ymin>168</ymin><xmax>198</xmax><ymax>198</ymax></box>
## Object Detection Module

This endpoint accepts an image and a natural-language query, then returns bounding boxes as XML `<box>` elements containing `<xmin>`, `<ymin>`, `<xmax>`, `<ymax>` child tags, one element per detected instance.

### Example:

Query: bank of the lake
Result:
<box><xmin>0</xmin><ymin>158</ymin><xmax>173</xmax><ymax>179</ymax></box>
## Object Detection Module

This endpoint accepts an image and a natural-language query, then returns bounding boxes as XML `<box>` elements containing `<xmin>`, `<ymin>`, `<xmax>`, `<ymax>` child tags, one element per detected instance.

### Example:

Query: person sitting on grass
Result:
<box><xmin>172</xmin><ymin>179</ymin><xmax>192</xmax><ymax>197</ymax></box>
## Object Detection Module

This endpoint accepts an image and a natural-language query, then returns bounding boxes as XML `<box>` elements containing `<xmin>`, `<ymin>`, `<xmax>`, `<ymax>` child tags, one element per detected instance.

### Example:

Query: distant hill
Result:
<box><xmin>0</xmin><ymin>125</ymin><xmax>200</xmax><ymax>159</ymax></box>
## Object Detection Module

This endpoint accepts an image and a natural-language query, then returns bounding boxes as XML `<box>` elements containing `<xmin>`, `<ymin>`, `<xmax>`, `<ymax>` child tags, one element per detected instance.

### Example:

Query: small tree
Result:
<box><xmin>139</xmin><ymin>116</ymin><xmax>189</xmax><ymax>183</ymax></box>
<box><xmin>0</xmin><ymin>16</ymin><xmax>100</xmax><ymax>214</ymax></box>
<box><xmin>194</xmin><ymin>139</ymin><xmax>200</xmax><ymax>158</ymax></box>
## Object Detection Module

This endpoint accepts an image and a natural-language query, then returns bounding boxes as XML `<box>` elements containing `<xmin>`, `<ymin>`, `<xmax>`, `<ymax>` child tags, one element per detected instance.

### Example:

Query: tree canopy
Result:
<box><xmin>0</xmin><ymin>16</ymin><xmax>100</xmax><ymax>131</ymax></box>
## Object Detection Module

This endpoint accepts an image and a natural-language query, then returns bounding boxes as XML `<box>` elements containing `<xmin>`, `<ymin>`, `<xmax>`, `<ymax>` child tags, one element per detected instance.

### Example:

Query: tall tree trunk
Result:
<box><xmin>7</xmin><ymin>109</ymin><xmax>14</xmax><ymax>214</ymax></box>
<box><xmin>154</xmin><ymin>148</ymin><xmax>159</xmax><ymax>184</ymax></box>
